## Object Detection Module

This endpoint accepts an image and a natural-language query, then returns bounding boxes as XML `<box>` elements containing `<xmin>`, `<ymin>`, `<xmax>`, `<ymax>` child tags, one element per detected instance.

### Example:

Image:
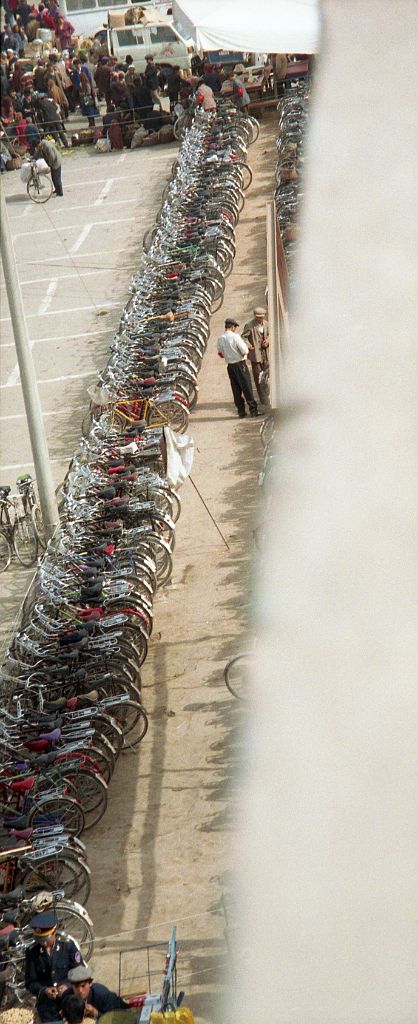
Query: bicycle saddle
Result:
<box><xmin>44</xmin><ymin>696</ymin><xmax>66</xmax><ymax>711</ymax></box>
<box><xmin>77</xmin><ymin>690</ymin><xmax>99</xmax><ymax>705</ymax></box>
<box><xmin>58</xmin><ymin>630</ymin><xmax>87</xmax><ymax>647</ymax></box>
<box><xmin>25</xmin><ymin>739</ymin><xmax>49</xmax><ymax>752</ymax></box>
<box><xmin>33</xmin><ymin>750</ymin><xmax>58</xmax><ymax>767</ymax></box>
<box><xmin>41</xmin><ymin>663</ymin><xmax>70</xmax><ymax>677</ymax></box>
<box><xmin>9</xmin><ymin>828</ymin><xmax>33</xmax><ymax>842</ymax></box>
<box><xmin>2</xmin><ymin>817</ymin><xmax>28</xmax><ymax>832</ymax></box>
<box><xmin>97</xmin><ymin>487</ymin><xmax>116</xmax><ymax>501</ymax></box>
<box><xmin>11</xmin><ymin>776</ymin><xmax>35</xmax><ymax>792</ymax></box>
<box><xmin>1</xmin><ymin>909</ymin><xmax>19</xmax><ymax>925</ymax></box>
<box><xmin>38</xmin><ymin>727</ymin><xmax>61</xmax><ymax>742</ymax></box>
<box><xmin>0</xmin><ymin>885</ymin><xmax>24</xmax><ymax>904</ymax></box>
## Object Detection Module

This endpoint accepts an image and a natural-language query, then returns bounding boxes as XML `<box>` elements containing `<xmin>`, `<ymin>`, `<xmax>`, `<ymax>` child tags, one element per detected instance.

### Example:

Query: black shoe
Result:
<box><xmin>250</xmin><ymin>409</ymin><xmax>259</xmax><ymax>417</ymax></box>
<box><xmin>238</xmin><ymin>412</ymin><xmax>246</xmax><ymax>419</ymax></box>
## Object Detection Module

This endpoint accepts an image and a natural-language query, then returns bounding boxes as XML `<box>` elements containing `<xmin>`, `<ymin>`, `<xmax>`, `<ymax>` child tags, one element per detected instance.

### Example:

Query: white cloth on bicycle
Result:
<box><xmin>36</xmin><ymin>158</ymin><xmax>50</xmax><ymax>174</ymax></box>
<box><xmin>20</xmin><ymin>162</ymin><xmax>31</xmax><ymax>183</ymax></box>
<box><xmin>164</xmin><ymin>426</ymin><xmax>194</xmax><ymax>489</ymax></box>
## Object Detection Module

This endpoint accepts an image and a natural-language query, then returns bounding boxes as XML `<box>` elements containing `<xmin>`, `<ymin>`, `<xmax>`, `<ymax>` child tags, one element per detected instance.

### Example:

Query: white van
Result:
<box><xmin>107</xmin><ymin>10</ymin><xmax>194</xmax><ymax>72</ymax></box>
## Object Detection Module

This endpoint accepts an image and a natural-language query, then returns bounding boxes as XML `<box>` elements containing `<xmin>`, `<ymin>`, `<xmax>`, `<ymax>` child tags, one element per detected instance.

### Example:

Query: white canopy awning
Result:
<box><xmin>172</xmin><ymin>0</ymin><xmax>320</xmax><ymax>55</ymax></box>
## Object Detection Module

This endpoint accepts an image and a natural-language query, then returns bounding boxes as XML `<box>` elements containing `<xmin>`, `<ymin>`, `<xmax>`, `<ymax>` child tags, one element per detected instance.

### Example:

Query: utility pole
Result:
<box><xmin>0</xmin><ymin>188</ymin><xmax>60</xmax><ymax>542</ymax></box>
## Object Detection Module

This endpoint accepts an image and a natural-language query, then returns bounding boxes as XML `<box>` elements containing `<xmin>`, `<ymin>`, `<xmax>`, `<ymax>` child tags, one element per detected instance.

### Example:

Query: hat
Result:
<box><xmin>234</xmin><ymin>63</ymin><xmax>245</xmax><ymax>74</ymax></box>
<box><xmin>68</xmin><ymin>966</ymin><xmax>93</xmax><ymax>983</ymax></box>
<box><xmin>225</xmin><ymin>318</ymin><xmax>238</xmax><ymax>328</ymax></box>
<box><xmin>30</xmin><ymin>911</ymin><xmax>58</xmax><ymax>936</ymax></box>
<box><xmin>254</xmin><ymin>306</ymin><xmax>266</xmax><ymax>316</ymax></box>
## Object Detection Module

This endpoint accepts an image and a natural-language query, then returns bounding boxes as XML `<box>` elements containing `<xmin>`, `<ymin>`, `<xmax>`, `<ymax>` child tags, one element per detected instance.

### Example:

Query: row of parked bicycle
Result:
<box><xmin>274</xmin><ymin>77</ymin><xmax>310</xmax><ymax>281</ymax></box>
<box><xmin>0</xmin><ymin>98</ymin><xmax>257</xmax><ymax>1009</ymax></box>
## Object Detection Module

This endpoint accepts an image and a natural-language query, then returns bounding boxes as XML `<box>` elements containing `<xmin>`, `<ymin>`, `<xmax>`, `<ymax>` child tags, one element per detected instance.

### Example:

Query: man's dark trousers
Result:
<box><xmin>227</xmin><ymin>360</ymin><xmax>257</xmax><ymax>416</ymax></box>
<box><xmin>51</xmin><ymin>165</ymin><xmax>63</xmax><ymax>196</ymax></box>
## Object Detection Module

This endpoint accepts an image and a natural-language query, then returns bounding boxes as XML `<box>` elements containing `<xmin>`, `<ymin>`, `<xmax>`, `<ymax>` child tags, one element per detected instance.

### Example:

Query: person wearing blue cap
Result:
<box><xmin>25</xmin><ymin>912</ymin><xmax>85</xmax><ymax>1022</ymax></box>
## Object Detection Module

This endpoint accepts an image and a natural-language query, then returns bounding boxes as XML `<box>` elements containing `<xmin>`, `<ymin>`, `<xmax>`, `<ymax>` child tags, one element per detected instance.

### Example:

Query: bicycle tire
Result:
<box><xmin>81</xmin><ymin>407</ymin><xmax>93</xmax><ymax>438</ymax></box>
<box><xmin>113</xmin><ymin>698</ymin><xmax>149</xmax><ymax>748</ymax></box>
<box><xmin>27</xmin><ymin>794</ymin><xmax>85</xmax><ymax>837</ymax></box>
<box><xmin>236</xmin><ymin>161</ymin><xmax>253</xmax><ymax>190</ymax></box>
<box><xmin>31</xmin><ymin>505</ymin><xmax>46</xmax><ymax>550</ymax></box>
<box><xmin>92</xmin><ymin>712</ymin><xmax>124</xmax><ymax>758</ymax></box>
<box><xmin>22</xmin><ymin>854</ymin><xmax>91</xmax><ymax>905</ymax></box>
<box><xmin>0</xmin><ymin>529</ymin><xmax>12</xmax><ymax>573</ymax></box>
<box><xmin>27</xmin><ymin>173</ymin><xmax>53</xmax><ymax>204</ymax></box>
<box><xmin>62</xmin><ymin>767</ymin><xmax>108</xmax><ymax>830</ymax></box>
<box><xmin>13</xmin><ymin>518</ymin><xmax>38</xmax><ymax>567</ymax></box>
<box><xmin>242</xmin><ymin>114</ymin><xmax>260</xmax><ymax>143</ymax></box>
<box><xmin>224</xmin><ymin>652</ymin><xmax>251</xmax><ymax>701</ymax></box>
<box><xmin>51</xmin><ymin>901</ymin><xmax>95</xmax><ymax>960</ymax></box>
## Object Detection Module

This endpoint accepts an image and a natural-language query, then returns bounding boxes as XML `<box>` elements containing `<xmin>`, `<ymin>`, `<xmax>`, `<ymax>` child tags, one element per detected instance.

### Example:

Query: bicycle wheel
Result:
<box><xmin>236</xmin><ymin>161</ymin><xmax>253</xmax><ymax>190</ymax></box>
<box><xmin>149</xmin><ymin>398</ymin><xmax>189</xmax><ymax>433</ymax></box>
<box><xmin>62</xmin><ymin>767</ymin><xmax>108</xmax><ymax>830</ymax></box>
<box><xmin>27</xmin><ymin>173</ymin><xmax>53</xmax><ymax>204</ymax></box>
<box><xmin>113</xmin><ymin>699</ymin><xmax>148</xmax><ymax>749</ymax></box>
<box><xmin>28</xmin><ymin>794</ymin><xmax>85</xmax><ymax>837</ymax></box>
<box><xmin>93</xmin><ymin>712</ymin><xmax>124</xmax><ymax>759</ymax></box>
<box><xmin>22</xmin><ymin>854</ymin><xmax>91</xmax><ymax>905</ymax></box>
<box><xmin>224</xmin><ymin>652</ymin><xmax>251</xmax><ymax>701</ymax></box>
<box><xmin>243</xmin><ymin>115</ymin><xmax>260</xmax><ymax>143</ymax></box>
<box><xmin>13</xmin><ymin>518</ymin><xmax>38</xmax><ymax>567</ymax></box>
<box><xmin>31</xmin><ymin>504</ymin><xmax>46</xmax><ymax>550</ymax></box>
<box><xmin>52</xmin><ymin>901</ymin><xmax>94</xmax><ymax>960</ymax></box>
<box><xmin>0</xmin><ymin>529</ymin><xmax>12</xmax><ymax>573</ymax></box>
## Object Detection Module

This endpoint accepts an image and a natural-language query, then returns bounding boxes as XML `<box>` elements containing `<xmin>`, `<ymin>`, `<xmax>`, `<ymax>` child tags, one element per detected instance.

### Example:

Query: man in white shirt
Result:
<box><xmin>217</xmin><ymin>318</ymin><xmax>258</xmax><ymax>418</ymax></box>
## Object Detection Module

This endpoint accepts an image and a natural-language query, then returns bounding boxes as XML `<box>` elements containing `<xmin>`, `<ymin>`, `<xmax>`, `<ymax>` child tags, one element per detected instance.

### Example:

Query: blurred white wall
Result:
<box><xmin>227</xmin><ymin>2</ymin><xmax>418</xmax><ymax>1021</ymax></box>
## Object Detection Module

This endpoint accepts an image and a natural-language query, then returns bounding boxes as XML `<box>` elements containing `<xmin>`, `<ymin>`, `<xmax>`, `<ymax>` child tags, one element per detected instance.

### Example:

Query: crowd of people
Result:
<box><xmin>1</xmin><ymin>0</ymin><xmax>254</xmax><ymax>170</ymax></box>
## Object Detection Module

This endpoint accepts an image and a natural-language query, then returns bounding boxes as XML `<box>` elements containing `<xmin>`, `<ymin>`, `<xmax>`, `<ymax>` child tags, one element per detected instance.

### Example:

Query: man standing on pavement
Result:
<box><xmin>32</xmin><ymin>137</ymin><xmax>63</xmax><ymax>196</ymax></box>
<box><xmin>67</xmin><ymin>965</ymin><xmax>129</xmax><ymax>1018</ymax></box>
<box><xmin>241</xmin><ymin>306</ymin><xmax>270</xmax><ymax>405</ymax></box>
<box><xmin>217</xmin><ymin>317</ymin><xmax>258</xmax><ymax>418</ymax></box>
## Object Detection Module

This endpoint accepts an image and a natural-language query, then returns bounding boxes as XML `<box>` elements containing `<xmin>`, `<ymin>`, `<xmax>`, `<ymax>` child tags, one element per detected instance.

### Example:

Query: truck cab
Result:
<box><xmin>107</xmin><ymin>9</ymin><xmax>194</xmax><ymax>72</ymax></box>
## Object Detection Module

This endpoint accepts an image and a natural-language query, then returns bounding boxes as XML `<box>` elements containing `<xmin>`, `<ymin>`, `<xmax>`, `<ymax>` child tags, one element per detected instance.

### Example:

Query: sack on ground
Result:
<box><xmin>158</xmin><ymin>124</ymin><xmax>175</xmax><ymax>144</ymax></box>
<box><xmin>130</xmin><ymin>126</ymin><xmax>146</xmax><ymax>149</ymax></box>
<box><xmin>95</xmin><ymin>136</ymin><xmax>111</xmax><ymax>152</ymax></box>
<box><xmin>164</xmin><ymin>426</ymin><xmax>194</xmax><ymax>489</ymax></box>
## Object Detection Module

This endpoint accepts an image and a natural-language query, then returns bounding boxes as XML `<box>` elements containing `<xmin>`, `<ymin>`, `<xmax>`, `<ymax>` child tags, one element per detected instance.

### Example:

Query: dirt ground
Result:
<box><xmin>0</xmin><ymin>111</ymin><xmax>278</xmax><ymax>1023</ymax></box>
<box><xmin>84</xmin><ymin>113</ymin><xmax>278</xmax><ymax>1019</ymax></box>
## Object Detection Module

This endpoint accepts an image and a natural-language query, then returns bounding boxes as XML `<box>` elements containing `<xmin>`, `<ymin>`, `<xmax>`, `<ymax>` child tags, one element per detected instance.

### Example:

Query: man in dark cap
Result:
<box><xmin>68</xmin><ymin>965</ymin><xmax>129</xmax><ymax>1018</ymax></box>
<box><xmin>25</xmin><ymin>912</ymin><xmax>84</xmax><ymax>1021</ymax></box>
<box><xmin>217</xmin><ymin>318</ymin><xmax>258</xmax><ymax>418</ymax></box>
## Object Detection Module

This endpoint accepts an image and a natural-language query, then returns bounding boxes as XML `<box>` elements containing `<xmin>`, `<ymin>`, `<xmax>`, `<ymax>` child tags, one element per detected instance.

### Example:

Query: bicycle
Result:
<box><xmin>26</xmin><ymin>157</ymin><xmax>53</xmax><ymax>204</ymax></box>
<box><xmin>16</xmin><ymin>474</ymin><xmax>46</xmax><ymax>551</ymax></box>
<box><xmin>0</xmin><ymin>486</ymin><xmax>38</xmax><ymax>572</ymax></box>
